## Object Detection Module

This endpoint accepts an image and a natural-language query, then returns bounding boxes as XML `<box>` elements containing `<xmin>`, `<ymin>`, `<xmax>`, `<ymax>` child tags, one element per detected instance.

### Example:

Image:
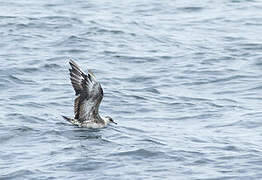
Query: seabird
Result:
<box><xmin>62</xmin><ymin>60</ymin><xmax>117</xmax><ymax>128</ymax></box>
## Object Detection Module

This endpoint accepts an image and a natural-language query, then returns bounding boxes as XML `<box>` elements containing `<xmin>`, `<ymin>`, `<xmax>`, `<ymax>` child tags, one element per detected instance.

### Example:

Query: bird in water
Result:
<box><xmin>62</xmin><ymin>60</ymin><xmax>117</xmax><ymax>128</ymax></box>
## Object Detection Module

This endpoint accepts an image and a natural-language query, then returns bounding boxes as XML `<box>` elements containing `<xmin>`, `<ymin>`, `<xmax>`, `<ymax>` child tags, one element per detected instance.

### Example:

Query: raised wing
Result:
<box><xmin>69</xmin><ymin>60</ymin><xmax>103</xmax><ymax>122</ymax></box>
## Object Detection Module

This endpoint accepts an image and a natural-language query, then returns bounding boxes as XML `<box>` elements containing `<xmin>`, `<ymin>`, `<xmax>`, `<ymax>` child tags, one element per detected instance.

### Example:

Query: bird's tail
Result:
<box><xmin>62</xmin><ymin>115</ymin><xmax>81</xmax><ymax>126</ymax></box>
<box><xmin>62</xmin><ymin>115</ymin><xmax>72</xmax><ymax>122</ymax></box>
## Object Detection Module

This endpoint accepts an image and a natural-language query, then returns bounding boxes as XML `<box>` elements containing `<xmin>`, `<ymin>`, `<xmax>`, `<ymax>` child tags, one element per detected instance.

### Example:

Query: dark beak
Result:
<box><xmin>112</xmin><ymin>121</ymin><xmax>117</xmax><ymax>125</ymax></box>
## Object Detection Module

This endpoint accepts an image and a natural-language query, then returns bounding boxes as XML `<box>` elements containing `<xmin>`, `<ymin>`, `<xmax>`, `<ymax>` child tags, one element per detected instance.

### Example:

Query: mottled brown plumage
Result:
<box><xmin>63</xmin><ymin>60</ymin><xmax>116</xmax><ymax>128</ymax></box>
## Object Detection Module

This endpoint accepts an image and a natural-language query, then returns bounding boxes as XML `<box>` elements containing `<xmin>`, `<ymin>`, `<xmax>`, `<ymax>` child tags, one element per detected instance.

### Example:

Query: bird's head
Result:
<box><xmin>105</xmin><ymin>116</ymin><xmax>117</xmax><ymax>125</ymax></box>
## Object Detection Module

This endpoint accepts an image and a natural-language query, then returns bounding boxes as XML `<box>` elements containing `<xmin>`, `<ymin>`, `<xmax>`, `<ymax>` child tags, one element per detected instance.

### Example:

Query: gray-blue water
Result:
<box><xmin>1</xmin><ymin>0</ymin><xmax>262</xmax><ymax>179</ymax></box>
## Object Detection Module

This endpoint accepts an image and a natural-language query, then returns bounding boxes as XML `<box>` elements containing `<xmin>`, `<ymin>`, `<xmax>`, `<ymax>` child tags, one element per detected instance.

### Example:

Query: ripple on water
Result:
<box><xmin>1</xmin><ymin>0</ymin><xmax>262</xmax><ymax>179</ymax></box>
<box><xmin>2</xmin><ymin>170</ymin><xmax>37</xmax><ymax>179</ymax></box>
<box><xmin>111</xmin><ymin>148</ymin><xmax>166</xmax><ymax>159</ymax></box>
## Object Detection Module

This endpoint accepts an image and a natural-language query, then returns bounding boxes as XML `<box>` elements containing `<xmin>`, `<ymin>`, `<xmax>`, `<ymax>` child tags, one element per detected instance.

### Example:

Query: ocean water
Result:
<box><xmin>1</xmin><ymin>0</ymin><xmax>262</xmax><ymax>179</ymax></box>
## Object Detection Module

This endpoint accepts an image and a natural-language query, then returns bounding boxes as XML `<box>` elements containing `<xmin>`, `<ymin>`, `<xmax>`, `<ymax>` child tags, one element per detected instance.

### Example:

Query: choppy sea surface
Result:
<box><xmin>1</xmin><ymin>0</ymin><xmax>262</xmax><ymax>179</ymax></box>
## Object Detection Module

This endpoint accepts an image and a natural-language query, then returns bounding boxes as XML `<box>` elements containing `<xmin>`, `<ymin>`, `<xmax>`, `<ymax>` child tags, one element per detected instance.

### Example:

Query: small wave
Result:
<box><xmin>192</xmin><ymin>158</ymin><xmax>215</xmax><ymax>165</ymax></box>
<box><xmin>120</xmin><ymin>126</ymin><xmax>146</xmax><ymax>133</ymax></box>
<box><xmin>98</xmin><ymin>28</ymin><xmax>125</xmax><ymax>35</ymax></box>
<box><xmin>246</xmin><ymin>84</ymin><xmax>262</xmax><ymax>91</ymax></box>
<box><xmin>111</xmin><ymin>148</ymin><xmax>165</xmax><ymax>159</ymax></box>
<box><xmin>42</xmin><ymin>63</ymin><xmax>62</xmax><ymax>70</ymax></box>
<box><xmin>178</xmin><ymin>6</ymin><xmax>204</xmax><ymax>12</ymax></box>
<box><xmin>178</xmin><ymin>96</ymin><xmax>211</xmax><ymax>102</ymax></box>
<box><xmin>14</xmin><ymin>126</ymin><xmax>37</xmax><ymax>133</ymax></box>
<box><xmin>112</xmin><ymin>54</ymin><xmax>159</xmax><ymax>63</ymax></box>
<box><xmin>0</xmin><ymin>15</ymin><xmax>16</xmax><ymax>19</ymax></box>
<box><xmin>6</xmin><ymin>113</ymin><xmax>46</xmax><ymax>124</ymax></box>
<box><xmin>0</xmin><ymin>134</ymin><xmax>15</xmax><ymax>143</ymax></box>
<box><xmin>57</xmin><ymin>49</ymin><xmax>86</xmax><ymax>54</ymax></box>
<box><xmin>19</xmin><ymin>67</ymin><xmax>38</xmax><ymax>73</ymax></box>
<box><xmin>124</xmin><ymin>94</ymin><xmax>148</xmax><ymax>100</ymax></box>
<box><xmin>136</xmin><ymin>87</ymin><xmax>160</xmax><ymax>94</ymax></box>
<box><xmin>240</xmin><ymin>43</ymin><xmax>262</xmax><ymax>51</ymax></box>
<box><xmin>54</xmin><ymin>35</ymin><xmax>94</xmax><ymax>47</ymax></box>
<box><xmin>139</xmin><ymin>138</ymin><xmax>166</xmax><ymax>146</ymax></box>
<box><xmin>185</xmin><ymin>75</ymin><xmax>252</xmax><ymax>86</ymax></box>
<box><xmin>176</xmin><ymin>113</ymin><xmax>222</xmax><ymax>121</ymax></box>
<box><xmin>8</xmin><ymin>75</ymin><xmax>35</xmax><ymax>85</ymax></box>
<box><xmin>2</xmin><ymin>169</ymin><xmax>36</xmax><ymax>179</ymax></box>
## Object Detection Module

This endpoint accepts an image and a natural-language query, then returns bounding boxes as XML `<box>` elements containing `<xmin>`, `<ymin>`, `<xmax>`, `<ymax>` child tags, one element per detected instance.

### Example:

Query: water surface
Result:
<box><xmin>1</xmin><ymin>0</ymin><xmax>262</xmax><ymax>179</ymax></box>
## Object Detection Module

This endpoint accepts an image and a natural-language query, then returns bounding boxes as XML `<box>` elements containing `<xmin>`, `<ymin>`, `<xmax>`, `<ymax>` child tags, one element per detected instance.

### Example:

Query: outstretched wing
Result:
<box><xmin>69</xmin><ymin>60</ymin><xmax>103</xmax><ymax>122</ymax></box>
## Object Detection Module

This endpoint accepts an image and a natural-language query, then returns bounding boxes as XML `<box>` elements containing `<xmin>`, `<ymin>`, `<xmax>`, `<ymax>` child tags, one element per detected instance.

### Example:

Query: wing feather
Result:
<box><xmin>68</xmin><ymin>60</ymin><xmax>104</xmax><ymax>122</ymax></box>
<box><xmin>74</xmin><ymin>95</ymin><xmax>80</xmax><ymax>116</ymax></box>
